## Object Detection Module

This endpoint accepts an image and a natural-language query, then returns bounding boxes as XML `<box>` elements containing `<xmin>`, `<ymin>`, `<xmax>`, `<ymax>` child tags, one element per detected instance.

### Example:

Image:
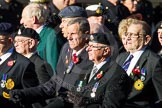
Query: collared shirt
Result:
<box><xmin>72</xmin><ymin>45</ymin><xmax>87</xmax><ymax>56</ymax></box>
<box><xmin>88</xmin><ymin>57</ymin><xmax>110</xmax><ymax>82</ymax></box>
<box><xmin>126</xmin><ymin>47</ymin><xmax>146</xmax><ymax>76</ymax></box>
<box><xmin>35</xmin><ymin>25</ymin><xmax>44</xmax><ymax>34</ymax></box>
<box><xmin>0</xmin><ymin>48</ymin><xmax>14</xmax><ymax>65</ymax></box>
<box><xmin>25</xmin><ymin>51</ymin><xmax>37</xmax><ymax>58</ymax></box>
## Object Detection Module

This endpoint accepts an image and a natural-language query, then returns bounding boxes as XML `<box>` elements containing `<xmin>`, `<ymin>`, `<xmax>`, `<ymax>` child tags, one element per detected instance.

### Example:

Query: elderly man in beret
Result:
<box><xmin>66</xmin><ymin>32</ymin><xmax>131</xmax><ymax>108</ymax></box>
<box><xmin>14</xmin><ymin>28</ymin><xmax>53</xmax><ymax>108</ymax></box>
<box><xmin>14</xmin><ymin>28</ymin><xmax>53</xmax><ymax>84</ymax></box>
<box><xmin>0</xmin><ymin>23</ymin><xmax>39</xmax><ymax>108</ymax></box>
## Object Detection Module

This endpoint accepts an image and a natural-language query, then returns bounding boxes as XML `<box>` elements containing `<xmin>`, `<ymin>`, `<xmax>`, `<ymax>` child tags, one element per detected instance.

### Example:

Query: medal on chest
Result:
<box><xmin>91</xmin><ymin>82</ymin><xmax>99</xmax><ymax>98</ymax></box>
<box><xmin>66</xmin><ymin>61</ymin><xmax>74</xmax><ymax>74</ymax></box>
<box><xmin>1</xmin><ymin>74</ymin><xmax>7</xmax><ymax>88</ymax></box>
<box><xmin>133</xmin><ymin>67</ymin><xmax>146</xmax><ymax>91</ymax></box>
<box><xmin>77</xmin><ymin>81</ymin><xmax>83</xmax><ymax>92</ymax></box>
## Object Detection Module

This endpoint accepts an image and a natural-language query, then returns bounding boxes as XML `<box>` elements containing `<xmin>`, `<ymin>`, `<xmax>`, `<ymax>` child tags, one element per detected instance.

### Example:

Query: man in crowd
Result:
<box><xmin>14</xmin><ymin>28</ymin><xmax>53</xmax><ymax>84</ymax></box>
<box><xmin>20</xmin><ymin>3</ymin><xmax>63</xmax><ymax>72</ymax></box>
<box><xmin>116</xmin><ymin>20</ymin><xmax>162</xmax><ymax>108</ymax></box>
<box><xmin>67</xmin><ymin>32</ymin><xmax>131</xmax><ymax>108</ymax></box>
<box><xmin>0</xmin><ymin>22</ymin><xmax>39</xmax><ymax>108</ymax></box>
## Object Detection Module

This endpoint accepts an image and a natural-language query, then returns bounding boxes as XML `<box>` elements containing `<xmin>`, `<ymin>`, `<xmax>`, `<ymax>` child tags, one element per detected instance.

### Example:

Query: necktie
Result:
<box><xmin>122</xmin><ymin>55</ymin><xmax>134</xmax><ymax>71</ymax></box>
<box><xmin>89</xmin><ymin>66</ymin><xmax>98</xmax><ymax>82</ymax></box>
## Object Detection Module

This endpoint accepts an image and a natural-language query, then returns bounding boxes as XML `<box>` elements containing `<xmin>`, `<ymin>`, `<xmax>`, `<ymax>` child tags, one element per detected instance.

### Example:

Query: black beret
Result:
<box><xmin>89</xmin><ymin>33</ymin><xmax>110</xmax><ymax>45</ymax></box>
<box><xmin>86</xmin><ymin>4</ymin><xmax>104</xmax><ymax>17</ymax></box>
<box><xmin>16</xmin><ymin>28</ymin><xmax>40</xmax><ymax>41</ymax></box>
<box><xmin>58</xmin><ymin>6</ymin><xmax>87</xmax><ymax>18</ymax></box>
<box><xmin>0</xmin><ymin>22</ymin><xmax>13</xmax><ymax>35</ymax></box>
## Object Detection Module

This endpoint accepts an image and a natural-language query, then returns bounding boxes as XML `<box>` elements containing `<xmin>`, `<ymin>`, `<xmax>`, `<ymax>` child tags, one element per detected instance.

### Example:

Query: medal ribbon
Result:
<box><xmin>66</xmin><ymin>61</ymin><xmax>74</xmax><ymax>73</ymax></box>
<box><xmin>92</xmin><ymin>82</ymin><xmax>99</xmax><ymax>92</ymax></box>
<box><xmin>140</xmin><ymin>68</ymin><xmax>146</xmax><ymax>81</ymax></box>
<box><xmin>2</xmin><ymin>74</ymin><xmax>7</xmax><ymax>82</ymax></box>
<box><xmin>78</xmin><ymin>81</ymin><xmax>83</xmax><ymax>87</ymax></box>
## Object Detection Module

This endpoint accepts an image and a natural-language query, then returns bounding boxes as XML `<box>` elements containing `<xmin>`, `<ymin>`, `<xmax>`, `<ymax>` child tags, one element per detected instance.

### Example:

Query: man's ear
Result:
<box><xmin>32</xmin><ymin>16</ymin><xmax>37</xmax><ymax>24</ymax></box>
<box><xmin>103</xmin><ymin>46</ymin><xmax>111</xmax><ymax>56</ymax></box>
<box><xmin>29</xmin><ymin>39</ymin><xmax>35</xmax><ymax>49</ymax></box>
<box><xmin>144</xmin><ymin>35</ymin><xmax>151</xmax><ymax>45</ymax></box>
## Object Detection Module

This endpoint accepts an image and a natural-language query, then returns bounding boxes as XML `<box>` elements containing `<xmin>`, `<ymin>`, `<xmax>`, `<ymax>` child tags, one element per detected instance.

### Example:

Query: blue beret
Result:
<box><xmin>89</xmin><ymin>33</ymin><xmax>110</xmax><ymax>45</ymax></box>
<box><xmin>16</xmin><ymin>28</ymin><xmax>40</xmax><ymax>41</ymax></box>
<box><xmin>58</xmin><ymin>6</ymin><xmax>87</xmax><ymax>18</ymax></box>
<box><xmin>0</xmin><ymin>22</ymin><xmax>13</xmax><ymax>35</ymax></box>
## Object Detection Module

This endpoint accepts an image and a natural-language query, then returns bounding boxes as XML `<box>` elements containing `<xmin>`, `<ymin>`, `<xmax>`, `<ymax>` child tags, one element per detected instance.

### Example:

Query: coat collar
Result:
<box><xmin>0</xmin><ymin>50</ymin><xmax>17</xmax><ymax>75</ymax></box>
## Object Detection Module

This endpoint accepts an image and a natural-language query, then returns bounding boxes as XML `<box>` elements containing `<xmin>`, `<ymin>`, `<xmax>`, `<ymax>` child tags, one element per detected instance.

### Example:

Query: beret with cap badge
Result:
<box><xmin>89</xmin><ymin>33</ymin><xmax>110</xmax><ymax>45</ymax></box>
<box><xmin>58</xmin><ymin>6</ymin><xmax>87</xmax><ymax>18</ymax></box>
<box><xmin>0</xmin><ymin>22</ymin><xmax>14</xmax><ymax>35</ymax></box>
<box><xmin>16</xmin><ymin>28</ymin><xmax>40</xmax><ymax>41</ymax></box>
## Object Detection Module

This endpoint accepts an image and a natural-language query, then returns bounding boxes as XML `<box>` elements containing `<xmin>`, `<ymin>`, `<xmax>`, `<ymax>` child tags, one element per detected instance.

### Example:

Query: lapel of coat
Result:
<box><xmin>88</xmin><ymin>60</ymin><xmax>114</xmax><ymax>84</ymax></box>
<box><xmin>29</xmin><ymin>53</ymin><xmax>37</xmax><ymax>62</ymax></box>
<box><xmin>116</xmin><ymin>52</ymin><xmax>130</xmax><ymax>66</ymax></box>
<box><xmin>0</xmin><ymin>51</ymin><xmax>17</xmax><ymax>76</ymax></box>
<box><xmin>130</xmin><ymin>49</ymin><xmax>149</xmax><ymax>80</ymax></box>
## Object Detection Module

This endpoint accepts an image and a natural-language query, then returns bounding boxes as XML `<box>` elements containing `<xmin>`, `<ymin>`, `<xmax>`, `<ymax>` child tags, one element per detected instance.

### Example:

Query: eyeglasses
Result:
<box><xmin>13</xmin><ymin>39</ymin><xmax>30</xmax><ymax>44</ymax></box>
<box><xmin>125</xmin><ymin>32</ymin><xmax>143</xmax><ymax>39</ymax></box>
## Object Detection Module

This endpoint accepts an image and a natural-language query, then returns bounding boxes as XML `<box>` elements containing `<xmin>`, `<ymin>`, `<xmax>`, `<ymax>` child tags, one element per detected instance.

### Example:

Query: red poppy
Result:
<box><xmin>96</xmin><ymin>73</ymin><xmax>103</xmax><ymax>79</ymax></box>
<box><xmin>132</xmin><ymin>68</ymin><xmax>140</xmax><ymax>75</ymax></box>
<box><xmin>7</xmin><ymin>60</ymin><xmax>15</xmax><ymax>67</ymax></box>
<box><xmin>72</xmin><ymin>54</ymin><xmax>79</xmax><ymax>64</ymax></box>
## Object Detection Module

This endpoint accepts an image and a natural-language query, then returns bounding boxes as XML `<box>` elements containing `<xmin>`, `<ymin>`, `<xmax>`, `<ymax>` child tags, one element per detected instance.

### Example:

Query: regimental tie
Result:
<box><xmin>122</xmin><ymin>55</ymin><xmax>134</xmax><ymax>71</ymax></box>
<box><xmin>88</xmin><ymin>66</ymin><xmax>98</xmax><ymax>82</ymax></box>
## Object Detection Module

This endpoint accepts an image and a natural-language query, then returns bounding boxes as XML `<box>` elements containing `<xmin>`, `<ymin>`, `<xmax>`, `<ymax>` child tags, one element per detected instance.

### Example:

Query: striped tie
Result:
<box><xmin>88</xmin><ymin>66</ymin><xmax>98</xmax><ymax>82</ymax></box>
<box><xmin>122</xmin><ymin>55</ymin><xmax>134</xmax><ymax>71</ymax></box>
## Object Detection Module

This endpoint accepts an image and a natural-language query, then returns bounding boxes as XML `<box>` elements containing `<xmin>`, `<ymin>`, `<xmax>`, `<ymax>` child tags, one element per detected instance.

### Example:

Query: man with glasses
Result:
<box><xmin>116</xmin><ymin>20</ymin><xmax>162</xmax><ymax>108</ymax></box>
<box><xmin>14</xmin><ymin>27</ymin><xmax>53</xmax><ymax>108</ymax></box>
<box><xmin>14</xmin><ymin>28</ymin><xmax>53</xmax><ymax>84</ymax></box>
<box><xmin>66</xmin><ymin>32</ymin><xmax>131</xmax><ymax>107</ymax></box>
<box><xmin>0</xmin><ymin>23</ymin><xmax>39</xmax><ymax>108</ymax></box>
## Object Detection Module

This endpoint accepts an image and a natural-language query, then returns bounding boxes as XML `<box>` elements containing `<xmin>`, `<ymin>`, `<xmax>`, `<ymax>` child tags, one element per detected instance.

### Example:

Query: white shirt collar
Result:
<box><xmin>0</xmin><ymin>48</ymin><xmax>14</xmax><ymax>65</ymax></box>
<box><xmin>126</xmin><ymin>47</ymin><xmax>146</xmax><ymax>75</ymax></box>
<box><xmin>36</xmin><ymin>25</ymin><xmax>44</xmax><ymax>34</ymax></box>
<box><xmin>94</xmin><ymin>57</ymin><xmax>110</xmax><ymax>71</ymax></box>
<box><xmin>72</xmin><ymin>45</ymin><xmax>87</xmax><ymax>56</ymax></box>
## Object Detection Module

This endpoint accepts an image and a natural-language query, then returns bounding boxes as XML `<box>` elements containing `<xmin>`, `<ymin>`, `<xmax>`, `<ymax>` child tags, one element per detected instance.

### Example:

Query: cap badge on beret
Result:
<box><xmin>17</xmin><ymin>29</ymin><xmax>21</xmax><ymax>35</ymax></box>
<box><xmin>96</xmin><ymin>7</ymin><xmax>102</xmax><ymax>14</ymax></box>
<box><xmin>96</xmin><ymin>3</ymin><xmax>102</xmax><ymax>14</ymax></box>
<box><xmin>90</xmin><ymin>35</ymin><xmax>94</xmax><ymax>41</ymax></box>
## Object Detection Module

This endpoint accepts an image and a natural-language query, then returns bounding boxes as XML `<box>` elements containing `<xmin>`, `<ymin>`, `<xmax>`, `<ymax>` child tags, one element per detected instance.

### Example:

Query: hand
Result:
<box><xmin>9</xmin><ymin>89</ymin><xmax>23</xmax><ymax>104</ymax></box>
<box><xmin>67</xmin><ymin>91</ymin><xmax>85</xmax><ymax>106</ymax></box>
